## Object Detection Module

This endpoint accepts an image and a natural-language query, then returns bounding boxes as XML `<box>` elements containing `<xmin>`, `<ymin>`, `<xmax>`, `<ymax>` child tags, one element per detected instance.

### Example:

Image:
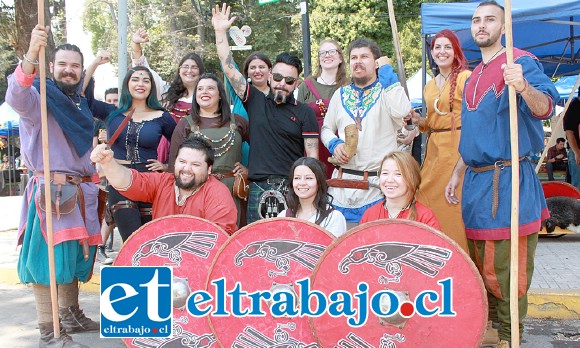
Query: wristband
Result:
<box><xmin>23</xmin><ymin>53</ymin><xmax>39</xmax><ymax>65</ymax></box>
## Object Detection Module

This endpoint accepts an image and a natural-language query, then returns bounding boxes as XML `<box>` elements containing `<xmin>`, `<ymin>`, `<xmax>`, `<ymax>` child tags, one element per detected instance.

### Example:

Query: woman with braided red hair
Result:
<box><xmin>410</xmin><ymin>29</ymin><xmax>470</xmax><ymax>251</ymax></box>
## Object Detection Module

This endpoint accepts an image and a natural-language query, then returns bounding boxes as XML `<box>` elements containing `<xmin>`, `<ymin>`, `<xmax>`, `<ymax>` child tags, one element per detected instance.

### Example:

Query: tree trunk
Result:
<box><xmin>14</xmin><ymin>0</ymin><xmax>55</xmax><ymax>71</ymax></box>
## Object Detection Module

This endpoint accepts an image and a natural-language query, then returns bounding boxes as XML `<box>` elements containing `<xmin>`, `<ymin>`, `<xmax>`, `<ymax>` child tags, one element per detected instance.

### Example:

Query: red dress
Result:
<box><xmin>360</xmin><ymin>200</ymin><xmax>441</xmax><ymax>230</ymax></box>
<box><xmin>157</xmin><ymin>100</ymin><xmax>191</xmax><ymax>163</ymax></box>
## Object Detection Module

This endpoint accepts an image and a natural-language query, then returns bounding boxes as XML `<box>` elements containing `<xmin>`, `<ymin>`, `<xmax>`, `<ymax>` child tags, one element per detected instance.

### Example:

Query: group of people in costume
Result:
<box><xmin>7</xmin><ymin>1</ymin><xmax>561</xmax><ymax>347</ymax></box>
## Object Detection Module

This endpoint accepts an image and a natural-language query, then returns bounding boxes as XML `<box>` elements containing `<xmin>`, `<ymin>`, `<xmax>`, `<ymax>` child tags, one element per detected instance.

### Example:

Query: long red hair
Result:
<box><xmin>431</xmin><ymin>29</ymin><xmax>467</xmax><ymax>130</ymax></box>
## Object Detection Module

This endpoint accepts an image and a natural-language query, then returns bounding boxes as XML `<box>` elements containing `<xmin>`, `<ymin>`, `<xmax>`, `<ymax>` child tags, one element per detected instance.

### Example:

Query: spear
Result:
<box><xmin>36</xmin><ymin>0</ymin><xmax>60</xmax><ymax>337</ymax></box>
<box><xmin>503</xmin><ymin>1</ymin><xmax>521</xmax><ymax>346</ymax></box>
<box><xmin>386</xmin><ymin>0</ymin><xmax>409</xmax><ymax>97</ymax></box>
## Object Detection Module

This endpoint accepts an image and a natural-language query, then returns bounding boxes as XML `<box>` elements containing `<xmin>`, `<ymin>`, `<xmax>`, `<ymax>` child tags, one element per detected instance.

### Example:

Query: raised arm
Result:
<box><xmin>212</xmin><ymin>3</ymin><xmax>247</xmax><ymax>99</ymax></box>
<box><xmin>131</xmin><ymin>28</ymin><xmax>167</xmax><ymax>100</ymax></box>
<box><xmin>503</xmin><ymin>62</ymin><xmax>551</xmax><ymax>117</ymax></box>
<box><xmin>82</xmin><ymin>50</ymin><xmax>112</xmax><ymax>95</ymax></box>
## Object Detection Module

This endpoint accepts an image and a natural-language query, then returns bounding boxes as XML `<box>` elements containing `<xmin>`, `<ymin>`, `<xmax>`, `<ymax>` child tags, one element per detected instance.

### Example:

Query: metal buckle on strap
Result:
<box><xmin>494</xmin><ymin>160</ymin><xmax>505</xmax><ymax>170</ymax></box>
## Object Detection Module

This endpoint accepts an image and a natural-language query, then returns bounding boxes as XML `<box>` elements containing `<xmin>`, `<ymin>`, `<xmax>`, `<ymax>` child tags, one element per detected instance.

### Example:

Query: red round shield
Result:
<box><xmin>113</xmin><ymin>215</ymin><xmax>229</xmax><ymax>348</ymax></box>
<box><xmin>207</xmin><ymin>218</ymin><xmax>334</xmax><ymax>348</ymax></box>
<box><xmin>309</xmin><ymin>220</ymin><xmax>487</xmax><ymax>348</ymax></box>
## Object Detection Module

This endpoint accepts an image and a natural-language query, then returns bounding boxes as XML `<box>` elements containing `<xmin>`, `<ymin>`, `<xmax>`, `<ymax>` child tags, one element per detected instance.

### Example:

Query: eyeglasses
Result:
<box><xmin>272</xmin><ymin>72</ymin><xmax>297</xmax><ymax>85</ymax></box>
<box><xmin>319</xmin><ymin>49</ymin><xmax>338</xmax><ymax>57</ymax></box>
<box><xmin>179</xmin><ymin>65</ymin><xmax>199</xmax><ymax>71</ymax></box>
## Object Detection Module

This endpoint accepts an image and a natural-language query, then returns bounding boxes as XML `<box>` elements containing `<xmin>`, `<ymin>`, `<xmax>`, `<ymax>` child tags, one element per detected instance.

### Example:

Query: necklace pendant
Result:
<box><xmin>355</xmin><ymin>117</ymin><xmax>363</xmax><ymax>131</ymax></box>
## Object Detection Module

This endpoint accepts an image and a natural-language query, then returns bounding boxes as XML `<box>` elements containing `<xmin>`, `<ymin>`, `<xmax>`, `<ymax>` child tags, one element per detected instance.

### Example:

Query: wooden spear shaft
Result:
<box><xmin>386</xmin><ymin>0</ymin><xmax>409</xmax><ymax>97</ymax></box>
<box><xmin>37</xmin><ymin>0</ymin><xmax>60</xmax><ymax>337</ymax></box>
<box><xmin>504</xmin><ymin>1</ymin><xmax>520</xmax><ymax>346</ymax></box>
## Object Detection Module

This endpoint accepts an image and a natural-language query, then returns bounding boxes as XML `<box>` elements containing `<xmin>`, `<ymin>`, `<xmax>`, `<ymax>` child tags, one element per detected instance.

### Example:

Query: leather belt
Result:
<box><xmin>430</xmin><ymin>127</ymin><xmax>461</xmax><ymax>133</ymax></box>
<box><xmin>33</xmin><ymin>171</ymin><xmax>92</xmax><ymax>184</ymax></box>
<box><xmin>212</xmin><ymin>172</ymin><xmax>235</xmax><ymax>180</ymax></box>
<box><xmin>33</xmin><ymin>170</ymin><xmax>91</xmax><ymax>260</ymax></box>
<box><xmin>338</xmin><ymin>167</ymin><xmax>378</xmax><ymax>177</ymax></box>
<box><xmin>469</xmin><ymin>156</ymin><xmax>525</xmax><ymax>219</ymax></box>
<box><xmin>253</xmin><ymin>176</ymin><xmax>287</xmax><ymax>184</ymax></box>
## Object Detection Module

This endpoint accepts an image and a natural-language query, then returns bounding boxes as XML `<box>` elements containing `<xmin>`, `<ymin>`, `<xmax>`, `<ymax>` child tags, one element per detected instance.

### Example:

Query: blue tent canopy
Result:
<box><xmin>421</xmin><ymin>0</ymin><xmax>580</xmax><ymax>77</ymax></box>
<box><xmin>0</xmin><ymin>102</ymin><xmax>19</xmax><ymax>138</ymax></box>
<box><xmin>553</xmin><ymin>75</ymin><xmax>579</xmax><ymax>104</ymax></box>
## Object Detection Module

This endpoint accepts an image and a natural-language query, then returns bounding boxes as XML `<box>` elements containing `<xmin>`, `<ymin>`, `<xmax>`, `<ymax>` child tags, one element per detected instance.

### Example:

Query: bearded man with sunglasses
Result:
<box><xmin>213</xmin><ymin>4</ymin><xmax>319</xmax><ymax>224</ymax></box>
<box><xmin>321</xmin><ymin>38</ymin><xmax>413</xmax><ymax>225</ymax></box>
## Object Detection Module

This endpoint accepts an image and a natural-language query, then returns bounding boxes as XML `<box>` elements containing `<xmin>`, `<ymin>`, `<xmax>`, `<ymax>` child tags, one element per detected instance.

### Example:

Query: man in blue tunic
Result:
<box><xmin>445</xmin><ymin>1</ymin><xmax>558</xmax><ymax>347</ymax></box>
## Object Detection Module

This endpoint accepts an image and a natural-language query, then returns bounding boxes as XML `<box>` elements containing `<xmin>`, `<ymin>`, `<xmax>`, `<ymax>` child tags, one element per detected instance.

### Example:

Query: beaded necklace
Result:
<box><xmin>169</xmin><ymin>105</ymin><xmax>191</xmax><ymax>119</ymax></box>
<box><xmin>193</xmin><ymin>121</ymin><xmax>237</xmax><ymax>158</ymax></box>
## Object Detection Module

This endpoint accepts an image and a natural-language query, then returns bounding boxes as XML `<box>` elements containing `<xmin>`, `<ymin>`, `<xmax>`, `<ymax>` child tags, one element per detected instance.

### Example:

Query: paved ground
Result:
<box><xmin>1</xmin><ymin>196</ymin><xmax>579</xmax><ymax>347</ymax></box>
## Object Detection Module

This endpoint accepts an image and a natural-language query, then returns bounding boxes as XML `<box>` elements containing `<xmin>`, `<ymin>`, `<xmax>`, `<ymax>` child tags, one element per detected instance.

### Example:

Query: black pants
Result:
<box><xmin>106</xmin><ymin>163</ymin><xmax>152</xmax><ymax>242</ymax></box>
<box><xmin>546</xmin><ymin>161</ymin><xmax>567</xmax><ymax>181</ymax></box>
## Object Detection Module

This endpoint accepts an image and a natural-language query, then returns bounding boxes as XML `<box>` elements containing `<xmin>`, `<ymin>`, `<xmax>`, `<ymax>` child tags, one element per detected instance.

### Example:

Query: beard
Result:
<box><xmin>352</xmin><ymin>75</ymin><xmax>373</xmax><ymax>87</ymax></box>
<box><xmin>273</xmin><ymin>87</ymin><xmax>289</xmax><ymax>104</ymax></box>
<box><xmin>473</xmin><ymin>30</ymin><xmax>501</xmax><ymax>48</ymax></box>
<box><xmin>54</xmin><ymin>71</ymin><xmax>81</xmax><ymax>95</ymax></box>
<box><xmin>175</xmin><ymin>171</ymin><xmax>207</xmax><ymax>191</ymax></box>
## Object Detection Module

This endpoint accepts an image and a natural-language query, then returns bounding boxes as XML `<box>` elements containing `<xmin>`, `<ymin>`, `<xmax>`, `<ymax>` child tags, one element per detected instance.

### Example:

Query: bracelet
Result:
<box><xmin>517</xmin><ymin>78</ymin><xmax>529</xmax><ymax>94</ymax></box>
<box><xmin>23</xmin><ymin>53</ymin><xmax>39</xmax><ymax>65</ymax></box>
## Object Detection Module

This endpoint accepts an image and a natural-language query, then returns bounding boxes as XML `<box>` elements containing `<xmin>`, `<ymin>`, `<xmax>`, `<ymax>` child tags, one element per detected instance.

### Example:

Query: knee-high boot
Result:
<box><xmin>33</xmin><ymin>284</ymin><xmax>88</xmax><ymax>348</ymax></box>
<box><xmin>58</xmin><ymin>278</ymin><xmax>100</xmax><ymax>333</ymax></box>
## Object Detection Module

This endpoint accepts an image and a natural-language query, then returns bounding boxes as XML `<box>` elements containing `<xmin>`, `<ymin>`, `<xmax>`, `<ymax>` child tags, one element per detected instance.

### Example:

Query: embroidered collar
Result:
<box><xmin>174</xmin><ymin>184</ymin><xmax>200</xmax><ymax>206</ymax></box>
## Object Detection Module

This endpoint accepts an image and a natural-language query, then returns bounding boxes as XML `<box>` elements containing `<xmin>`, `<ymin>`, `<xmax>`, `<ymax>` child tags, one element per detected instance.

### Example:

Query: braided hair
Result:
<box><xmin>432</xmin><ymin>30</ymin><xmax>467</xmax><ymax>132</ymax></box>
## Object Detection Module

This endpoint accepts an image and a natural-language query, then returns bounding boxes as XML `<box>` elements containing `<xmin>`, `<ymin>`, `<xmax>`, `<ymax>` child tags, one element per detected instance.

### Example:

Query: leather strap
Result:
<box><xmin>430</xmin><ymin>127</ymin><xmax>462</xmax><ymax>133</ymax></box>
<box><xmin>33</xmin><ymin>171</ymin><xmax>92</xmax><ymax>184</ymax></box>
<box><xmin>304</xmin><ymin>79</ymin><xmax>323</xmax><ymax>100</ymax></box>
<box><xmin>212</xmin><ymin>172</ymin><xmax>236</xmax><ymax>180</ymax></box>
<box><xmin>470</xmin><ymin>156</ymin><xmax>525</xmax><ymax>218</ymax></box>
<box><xmin>108</xmin><ymin>108</ymin><xmax>136</xmax><ymax>147</ymax></box>
<box><xmin>337</xmin><ymin>167</ymin><xmax>377</xmax><ymax>177</ymax></box>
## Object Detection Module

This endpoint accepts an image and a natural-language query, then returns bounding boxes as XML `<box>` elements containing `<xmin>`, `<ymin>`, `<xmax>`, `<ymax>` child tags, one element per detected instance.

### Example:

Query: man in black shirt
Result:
<box><xmin>212</xmin><ymin>4</ymin><xmax>319</xmax><ymax>223</ymax></box>
<box><xmin>564</xmin><ymin>87</ymin><xmax>580</xmax><ymax>190</ymax></box>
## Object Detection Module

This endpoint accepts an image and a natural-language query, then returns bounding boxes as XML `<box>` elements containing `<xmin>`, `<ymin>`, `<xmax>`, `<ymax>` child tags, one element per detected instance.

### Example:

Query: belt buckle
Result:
<box><xmin>494</xmin><ymin>160</ymin><xmax>505</xmax><ymax>170</ymax></box>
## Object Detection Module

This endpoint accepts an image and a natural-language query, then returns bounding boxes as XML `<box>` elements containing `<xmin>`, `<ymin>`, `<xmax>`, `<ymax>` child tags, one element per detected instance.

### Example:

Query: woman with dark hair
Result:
<box><xmin>360</xmin><ymin>151</ymin><xmax>440</xmax><ymax>229</ymax></box>
<box><xmin>297</xmin><ymin>39</ymin><xmax>348</xmax><ymax>177</ymax></box>
<box><xmin>279</xmin><ymin>157</ymin><xmax>346</xmax><ymax>237</ymax></box>
<box><xmin>168</xmin><ymin>73</ymin><xmax>249</xmax><ymax>225</ymax></box>
<box><xmin>106</xmin><ymin>66</ymin><xmax>176</xmax><ymax>241</ymax></box>
<box><xmin>410</xmin><ymin>29</ymin><xmax>470</xmax><ymax>250</ymax></box>
<box><xmin>224</xmin><ymin>51</ymin><xmax>272</xmax><ymax>167</ymax></box>
<box><xmin>242</xmin><ymin>51</ymin><xmax>272</xmax><ymax>95</ymax></box>
<box><xmin>132</xmin><ymin>28</ymin><xmax>206</xmax><ymax>163</ymax></box>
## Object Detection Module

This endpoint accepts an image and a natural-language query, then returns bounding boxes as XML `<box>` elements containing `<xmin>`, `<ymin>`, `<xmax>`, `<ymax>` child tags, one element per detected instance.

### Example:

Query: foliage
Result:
<box><xmin>0</xmin><ymin>2</ymin><xmax>18</xmax><ymax>104</ymax></box>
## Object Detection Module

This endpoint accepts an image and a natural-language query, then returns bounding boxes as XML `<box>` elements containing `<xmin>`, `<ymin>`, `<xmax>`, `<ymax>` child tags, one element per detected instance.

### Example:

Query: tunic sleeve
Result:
<box><xmin>161</xmin><ymin>111</ymin><xmax>177</xmax><ymax>141</ymax></box>
<box><xmin>121</xmin><ymin>169</ymin><xmax>160</xmax><ymax>202</ymax></box>
<box><xmin>517</xmin><ymin>55</ymin><xmax>558</xmax><ymax>119</ymax></box>
<box><xmin>234</xmin><ymin>114</ymin><xmax>250</xmax><ymax>142</ymax></box>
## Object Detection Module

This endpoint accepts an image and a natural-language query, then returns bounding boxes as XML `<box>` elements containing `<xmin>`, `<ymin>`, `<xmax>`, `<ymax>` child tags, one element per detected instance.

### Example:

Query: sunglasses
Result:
<box><xmin>272</xmin><ymin>73</ymin><xmax>297</xmax><ymax>85</ymax></box>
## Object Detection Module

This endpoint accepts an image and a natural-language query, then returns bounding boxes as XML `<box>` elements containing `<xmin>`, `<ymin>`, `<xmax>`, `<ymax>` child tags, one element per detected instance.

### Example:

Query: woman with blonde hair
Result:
<box><xmin>360</xmin><ymin>151</ymin><xmax>440</xmax><ymax>229</ymax></box>
<box><xmin>410</xmin><ymin>29</ymin><xmax>470</xmax><ymax>249</ymax></box>
<box><xmin>298</xmin><ymin>39</ymin><xmax>349</xmax><ymax>177</ymax></box>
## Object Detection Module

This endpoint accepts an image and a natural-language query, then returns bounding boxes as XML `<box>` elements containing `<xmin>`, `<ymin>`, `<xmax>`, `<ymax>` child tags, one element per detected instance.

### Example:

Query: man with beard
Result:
<box><xmin>91</xmin><ymin>136</ymin><xmax>238</xmax><ymax>234</ymax></box>
<box><xmin>212</xmin><ymin>4</ymin><xmax>319</xmax><ymax>224</ymax></box>
<box><xmin>6</xmin><ymin>25</ymin><xmax>100</xmax><ymax>347</ymax></box>
<box><xmin>444</xmin><ymin>1</ymin><xmax>558</xmax><ymax>346</ymax></box>
<box><xmin>321</xmin><ymin>38</ymin><xmax>412</xmax><ymax>224</ymax></box>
